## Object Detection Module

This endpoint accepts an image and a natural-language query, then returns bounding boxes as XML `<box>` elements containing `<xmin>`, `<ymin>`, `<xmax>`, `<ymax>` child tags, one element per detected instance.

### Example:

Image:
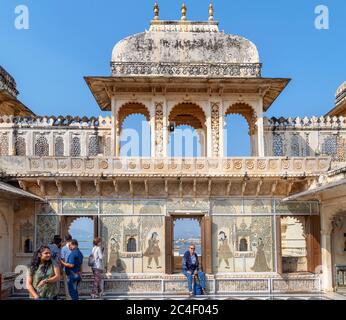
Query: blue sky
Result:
<box><xmin>1</xmin><ymin>0</ymin><xmax>345</xmax><ymax>156</ymax></box>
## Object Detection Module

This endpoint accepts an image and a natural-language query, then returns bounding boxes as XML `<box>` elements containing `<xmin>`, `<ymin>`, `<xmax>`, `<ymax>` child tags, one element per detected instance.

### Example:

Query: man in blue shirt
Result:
<box><xmin>60</xmin><ymin>239</ymin><xmax>84</xmax><ymax>300</ymax></box>
<box><xmin>60</xmin><ymin>234</ymin><xmax>72</xmax><ymax>300</ymax></box>
<box><xmin>182</xmin><ymin>244</ymin><xmax>200</xmax><ymax>296</ymax></box>
<box><xmin>60</xmin><ymin>234</ymin><xmax>72</xmax><ymax>265</ymax></box>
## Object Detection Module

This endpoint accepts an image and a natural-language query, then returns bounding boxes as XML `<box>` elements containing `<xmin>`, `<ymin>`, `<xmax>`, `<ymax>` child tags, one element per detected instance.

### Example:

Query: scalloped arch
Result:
<box><xmin>169</xmin><ymin>102</ymin><xmax>207</xmax><ymax>130</ymax></box>
<box><xmin>225</xmin><ymin>103</ymin><xmax>257</xmax><ymax>135</ymax></box>
<box><xmin>118</xmin><ymin>102</ymin><xmax>150</xmax><ymax>128</ymax></box>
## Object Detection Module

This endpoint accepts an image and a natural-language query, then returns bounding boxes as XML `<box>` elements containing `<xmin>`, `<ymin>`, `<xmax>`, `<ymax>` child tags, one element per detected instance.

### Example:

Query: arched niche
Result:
<box><xmin>224</xmin><ymin>103</ymin><xmax>257</xmax><ymax>156</ymax></box>
<box><xmin>117</xmin><ymin>102</ymin><xmax>151</xmax><ymax>157</ymax></box>
<box><xmin>168</xmin><ymin>103</ymin><xmax>207</xmax><ymax>157</ymax></box>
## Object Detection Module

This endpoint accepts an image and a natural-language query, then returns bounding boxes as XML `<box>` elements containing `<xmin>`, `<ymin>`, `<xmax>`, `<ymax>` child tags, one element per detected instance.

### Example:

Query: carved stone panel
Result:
<box><xmin>211</xmin><ymin>103</ymin><xmax>220</xmax><ymax>157</ymax></box>
<box><xmin>155</xmin><ymin>102</ymin><xmax>164</xmax><ymax>157</ymax></box>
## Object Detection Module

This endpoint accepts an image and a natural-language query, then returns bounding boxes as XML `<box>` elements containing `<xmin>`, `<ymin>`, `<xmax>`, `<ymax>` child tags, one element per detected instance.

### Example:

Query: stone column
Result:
<box><xmin>206</xmin><ymin>102</ymin><xmax>213</xmax><ymax>158</ymax></box>
<box><xmin>256</xmin><ymin>116</ymin><xmax>265</xmax><ymax>157</ymax></box>
<box><xmin>111</xmin><ymin>97</ymin><xmax>120</xmax><ymax>157</ymax></box>
<box><xmin>9</xmin><ymin>130</ymin><xmax>15</xmax><ymax>156</ymax></box>
<box><xmin>162</xmin><ymin>100</ymin><xmax>168</xmax><ymax>158</ymax></box>
<box><xmin>219</xmin><ymin>102</ymin><xmax>225</xmax><ymax>158</ymax></box>
<box><xmin>150</xmin><ymin>102</ymin><xmax>156</xmax><ymax>158</ymax></box>
<box><xmin>320</xmin><ymin>206</ymin><xmax>334</xmax><ymax>292</ymax></box>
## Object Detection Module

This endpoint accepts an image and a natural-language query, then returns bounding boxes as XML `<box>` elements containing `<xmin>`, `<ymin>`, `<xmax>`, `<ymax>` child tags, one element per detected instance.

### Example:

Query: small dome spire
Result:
<box><xmin>209</xmin><ymin>3</ymin><xmax>214</xmax><ymax>21</ymax></box>
<box><xmin>181</xmin><ymin>3</ymin><xmax>187</xmax><ymax>21</ymax></box>
<box><xmin>153</xmin><ymin>2</ymin><xmax>159</xmax><ymax>20</ymax></box>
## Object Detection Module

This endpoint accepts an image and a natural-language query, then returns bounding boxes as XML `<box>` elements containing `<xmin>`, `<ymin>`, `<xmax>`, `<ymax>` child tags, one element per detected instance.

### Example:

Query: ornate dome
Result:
<box><xmin>111</xmin><ymin>20</ymin><xmax>261</xmax><ymax>78</ymax></box>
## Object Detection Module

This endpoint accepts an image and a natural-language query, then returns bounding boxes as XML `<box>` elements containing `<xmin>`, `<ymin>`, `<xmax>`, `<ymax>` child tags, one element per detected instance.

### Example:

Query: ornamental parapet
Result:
<box><xmin>111</xmin><ymin>62</ymin><xmax>262</xmax><ymax>78</ymax></box>
<box><xmin>264</xmin><ymin>116</ymin><xmax>346</xmax><ymax>130</ymax></box>
<box><xmin>0</xmin><ymin>115</ymin><xmax>112</xmax><ymax>128</ymax></box>
<box><xmin>0</xmin><ymin>157</ymin><xmax>331</xmax><ymax>177</ymax></box>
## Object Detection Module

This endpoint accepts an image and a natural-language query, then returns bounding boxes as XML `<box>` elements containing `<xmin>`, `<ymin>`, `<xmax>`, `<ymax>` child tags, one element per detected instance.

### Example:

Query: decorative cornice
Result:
<box><xmin>0</xmin><ymin>156</ymin><xmax>331</xmax><ymax>178</ymax></box>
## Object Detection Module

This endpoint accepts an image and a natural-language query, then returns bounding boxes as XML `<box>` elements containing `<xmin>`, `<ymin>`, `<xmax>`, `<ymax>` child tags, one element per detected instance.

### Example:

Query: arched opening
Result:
<box><xmin>168</xmin><ymin>103</ymin><xmax>206</xmax><ymax>157</ymax></box>
<box><xmin>118</xmin><ymin>103</ymin><xmax>151</xmax><ymax>157</ymax></box>
<box><xmin>24</xmin><ymin>239</ymin><xmax>33</xmax><ymax>253</ymax></box>
<box><xmin>224</xmin><ymin>103</ymin><xmax>256</xmax><ymax>157</ymax></box>
<box><xmin>239</xmin><ymin>238</ymin><xmax>248</xmax><ymax>252</ymax></box>
<box><xmin>68</xmin><ymin>217</ymin><xmax>94</xmax><ymax>257</ymax></box>
<box><xmin>127</xmin><ymin>237</ymin><xmax>137</xmax><ymax>252</ymax></box>
<box><xmin>281</xmin><ymin>216</ymin><xmax>307</xmax><ymax>273</ymax></box>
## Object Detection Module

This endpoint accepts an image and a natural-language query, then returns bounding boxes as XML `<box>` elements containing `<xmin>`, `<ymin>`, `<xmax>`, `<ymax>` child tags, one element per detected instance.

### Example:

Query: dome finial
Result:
<box><xmin>209</xmin><ymin>3</ymin><xmax>214</xmax><ymax>21</ymax></box>
<box><xmin>153</xmin><ymin>2</ymin><xmax>159</xmax><ymax>20</ymax></box>
<box><xmin>181</xmin><ymin>3</ymin><xmax>187</xmax><ymax>21</ymax></box>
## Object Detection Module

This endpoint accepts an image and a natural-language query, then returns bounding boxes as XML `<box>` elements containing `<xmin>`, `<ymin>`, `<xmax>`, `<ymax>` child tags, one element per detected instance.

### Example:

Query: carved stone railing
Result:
<box><xmin>0</xmin><ymin>66</ymin><xmax>18</xmax><ymax>98</ymax></box>
<box><xmin>0</xmin><ymin>157</ymin><xmax>331</xmax><ymax>177</ymax></box>
<box><xmin>263</xmin><ymin>116</ymin><xmax>346</xmax><ymax>162</ymax></box>
<box><xmin>0</xmin><ymin>116</ymin><xmax>112</xmax><ymax>157</ymax></box>
<box><xmin>111</xmin><ymin>62</ymin><xmax>262</xmax><ymax>78</ymax></box>
<box><xmin>264</xmin><ymin>116</ymin><xmax>346</xmax><ymax>130</ymax></box>
<box><xmin>0</xmin><ymin>115</ymin><xmax>112</xmax><ymax>128</ymax></box>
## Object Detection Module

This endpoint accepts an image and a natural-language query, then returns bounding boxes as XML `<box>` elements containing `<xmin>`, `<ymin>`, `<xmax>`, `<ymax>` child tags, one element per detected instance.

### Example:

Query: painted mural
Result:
<box><xmin>100</xmin><ymin>215</ymin><xmax>164</xmax><ymax>273</ymax></box>
<box><xmin>213</xmin><ymin>216</ymin><xmax>274</xmax><ymax>272</ymax></box>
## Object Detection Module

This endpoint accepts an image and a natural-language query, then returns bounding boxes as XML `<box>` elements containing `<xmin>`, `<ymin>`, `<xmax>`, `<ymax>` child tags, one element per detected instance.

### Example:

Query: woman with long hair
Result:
<box><xmin>26</xmin><ymin>246</ymin><xmax>61</xmax><ymax>300</ymax></box>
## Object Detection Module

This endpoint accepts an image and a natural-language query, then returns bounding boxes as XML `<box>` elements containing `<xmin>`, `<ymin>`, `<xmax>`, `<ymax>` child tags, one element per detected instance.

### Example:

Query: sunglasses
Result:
<box><xmin>189</xmin><ymin>247</ymin><xmax>195</xmax><ymax>250</ymax></box>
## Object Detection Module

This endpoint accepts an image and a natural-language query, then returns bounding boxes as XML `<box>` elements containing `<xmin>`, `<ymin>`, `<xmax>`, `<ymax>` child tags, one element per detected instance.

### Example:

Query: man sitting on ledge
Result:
<box><xmin>182</xmin><ymin>243</ymin><xmax>202</xmax><ymax>296</ymax></box>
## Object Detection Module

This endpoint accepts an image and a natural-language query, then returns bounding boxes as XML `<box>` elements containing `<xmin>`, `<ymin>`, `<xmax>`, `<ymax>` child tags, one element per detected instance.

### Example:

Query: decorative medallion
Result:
<box><xmin>72</xmin><ymin>159</ymin><xmax>82</xmax><ymax>169</ymax></box>
<box><xmin>224</xmin><ymin>160</ymin><xmax>232</xmax><ymax>170</ymax></box>
<box><xmin>99</xmin><ymin>160</ymin><xmax>109</xmax><ymax>170</ymax></box>
<box><xmin>156</xmin><ymin>162</ymin><xmax>164</xmax><ymax>170</ymax></box>
<box><xmin>86</xmin><ymin>160</ymin><xmax>95</xmax><ymax>169</ymax></box>
<box><xmin>269</xmin><ymin>160</ymin><xmax>278</xmax><ymax>170</ymax></box>
<box><xmin>129</xmin><ymin>162</ymin><xmax>137</xmax><ymax>169</ymax></box>
<box><xmin>245</xmin><ymin>160</ymin><xmax>255</xmax><ymax>170</ymax></box>
<box><xmin>294</xmin><ymin>161</ymin><xmax>303</xmax><ymax>170</ymax></box>
<box><xmin>282</xmin><ymin>160</ymin><xmax>290</xmax><ymax>170</ymax></box>
<box><xmin>233</xmin><ymin>160</ymin><xmax>242</xmax><ymax>170</ymax></box>
<box><xmin>58</xmin><ymin>160</ymin><xmax>67</xmax><ymax>169</ymax></box>
<box><xmin>31</xmin><ymin>160</ymin><xmax>40</xmax><ymax>169</ymax></box>
<box><xmin>196</xmin><ymin>163</ymin><xmax>205</xmax><ymax>170</ymax></box>
<box><xmin>142</xmin><ymin>162</ymin><xmax>151</xmax><ymax>170</ymax></box>
<box><xmin>257</xmin><ymin>160</ymin><xmax>266</xmax><ymax>170</ymax></box>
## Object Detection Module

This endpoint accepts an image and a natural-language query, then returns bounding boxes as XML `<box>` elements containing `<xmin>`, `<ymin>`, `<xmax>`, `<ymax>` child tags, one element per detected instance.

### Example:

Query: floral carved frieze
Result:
<box><xmin>3</xmin><ymin>157</ymin><xmax>331</xmax><ymax>177</ymax></box>
<box><xmin>155</xmin><ymin>102</ymin><xmax>164</xmax><ymax>158</ymax></box>
<box><xmin>111</xmin><ymin>62</ymin><xmax>262</xmax><ymax>78</ymax></box>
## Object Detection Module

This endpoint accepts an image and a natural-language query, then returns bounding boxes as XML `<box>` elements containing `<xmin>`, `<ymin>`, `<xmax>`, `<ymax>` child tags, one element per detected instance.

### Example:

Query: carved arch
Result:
<box><xmin>225</xmin><ymin>103</ymin><xmax>257</xmax><ymax>135</ymax></box>
<box><xmin>168</xmin><ymin>102</ymin><xmax>207</xmax><ymax>130</ymax></box>
<box><xmin>117</xmin><ymin>102</ymin><xmax>150</xmax><ymax>128</ymax></box>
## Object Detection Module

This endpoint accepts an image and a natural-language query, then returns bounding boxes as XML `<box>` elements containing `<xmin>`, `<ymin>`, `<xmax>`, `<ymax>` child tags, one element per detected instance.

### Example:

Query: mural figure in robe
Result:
<box><xmin>251</xmin><ymin>237</ymin><xmax>271</xmax><ymax>272</ymax></box>
<box><xmin>217</xmin><ymin>231</ymin><xmax>233</xmax><ymax>269</ymax></box>
<box><xmin>108</xmin><ymin>237</ymin><xmax>126</xmax><ymax>273</ymax></box>
<box><xmin>143</xmin><ymin>232</ymin><xmax>161</xmax><ymax>269</ymax></box>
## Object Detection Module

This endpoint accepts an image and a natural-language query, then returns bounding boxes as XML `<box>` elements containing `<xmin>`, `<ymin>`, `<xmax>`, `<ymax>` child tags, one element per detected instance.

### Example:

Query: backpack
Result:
<box><xmin>193</xmin><ymin>279</ymin><xmax>204</xmax><ymax>295</ymax></box>
<box><xmin>88</xmin><ymin>252</ymin><xmax>95</xmax><ymax>267</ymax></box>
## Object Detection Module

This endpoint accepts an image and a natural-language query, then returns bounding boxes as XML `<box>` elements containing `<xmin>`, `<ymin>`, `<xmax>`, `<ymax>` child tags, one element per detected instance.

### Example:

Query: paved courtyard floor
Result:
<box><xmin>81</xmin><ymin>292</ymin><xmax>346</xmax><ymax>300</ymax></box>
<box><xmin>8</xmin><ymin>292</ymin><xmax>346</xmax><ymax>300</ymax></box>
